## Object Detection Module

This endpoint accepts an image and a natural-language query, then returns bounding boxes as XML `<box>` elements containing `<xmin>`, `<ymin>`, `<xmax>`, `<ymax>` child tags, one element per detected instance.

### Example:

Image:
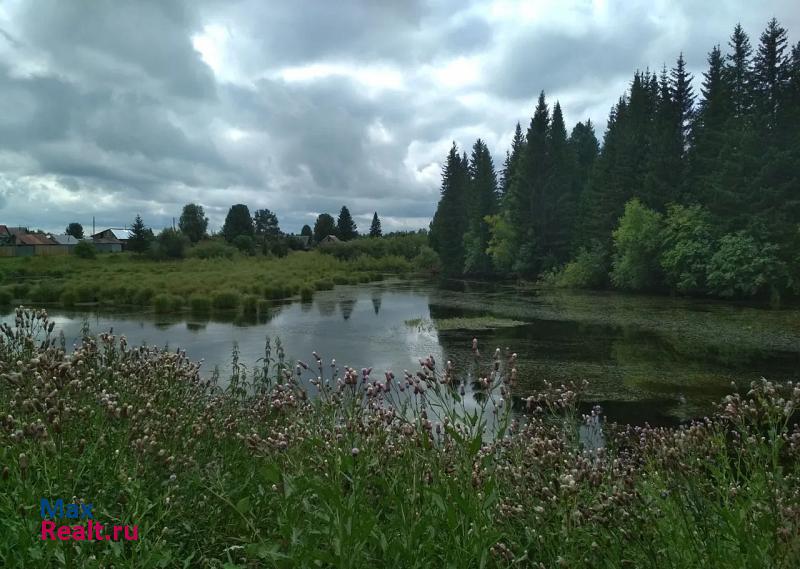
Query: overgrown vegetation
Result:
<box><xmin>0</xmin><ymin>250</ymin><xmax>411</xmax><ymax>316</ymax></box>
<box><xmin>1</xmin><ymin>308</ymin><xmax>798</xmax><ymax>567</ymax></box>
<box><xmin>430</xmin><ymin>20</ymin><xmax>800</xmax><ymax>300</ymax></box>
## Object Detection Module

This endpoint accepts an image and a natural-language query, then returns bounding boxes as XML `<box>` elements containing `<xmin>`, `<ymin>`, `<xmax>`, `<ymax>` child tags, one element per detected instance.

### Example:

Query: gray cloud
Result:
<box><xmin>0</xmin><ymin>0</ymin><xmax>797</xmax><ymax>234</ymax></box>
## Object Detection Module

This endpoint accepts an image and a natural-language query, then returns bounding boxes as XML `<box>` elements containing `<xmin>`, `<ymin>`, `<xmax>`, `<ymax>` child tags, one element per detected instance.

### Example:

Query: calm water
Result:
<box><xmin>4</xmin><ymin>279</ymin><xmax>799</xmax><ymax>424</ymax></box>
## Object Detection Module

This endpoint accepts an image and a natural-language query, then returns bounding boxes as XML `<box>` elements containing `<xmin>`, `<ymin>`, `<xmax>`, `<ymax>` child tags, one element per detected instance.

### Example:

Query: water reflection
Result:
<box><xmin>3</xmin><ymin>281</ymin><xmax>799</xmax><ymax>424</ymax></box>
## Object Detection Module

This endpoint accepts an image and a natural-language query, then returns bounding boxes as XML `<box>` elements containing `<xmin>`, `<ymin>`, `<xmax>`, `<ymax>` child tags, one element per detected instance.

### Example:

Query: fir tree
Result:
<box><xmin>545</xmin><ymin>102</ymin><xmax>576</xmax><ymax>264</ymax></box>
<box><xmin>129</xmin><ymin>214</ymin><xmax>152</xmax><ymax>254</ymax></box>
<box><xmin>726</xmin><ymin>23</ymin><xmax>754</xmax><ymax>117</ymax></box>
<box><xmin>336</xmin><ymin>206</ymin><xmax>358</xmax><ymax>241</ymax></box>
<box><xmin>430</xmin><ymin>142</ymin><xmax>469</xmax><ymax>276</ymax></box>
<box><xmin>369</xmin><ymin>212</ymin><xmax>382</xmax><ymax>238</ymax></box>
<box><xmin>463</xmin><ymin>139</ymin><xmax>498</xmax><ymax>275</ymax></box>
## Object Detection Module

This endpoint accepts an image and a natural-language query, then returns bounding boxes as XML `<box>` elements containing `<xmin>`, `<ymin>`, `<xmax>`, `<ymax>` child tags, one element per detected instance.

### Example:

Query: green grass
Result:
<box><xmin>0</xmin><ymin>251</ymin><xmax>409</xmax><ymax>318</ymax></box>
<box><xmin>405</xmin><ymin>316</ymin><xmax>526</xmax><ymax>331</ymax></box>
<box><xmin>1</xmin><ymin>308</ymin><xmax>798</xmax><ymax>568</ymax></box>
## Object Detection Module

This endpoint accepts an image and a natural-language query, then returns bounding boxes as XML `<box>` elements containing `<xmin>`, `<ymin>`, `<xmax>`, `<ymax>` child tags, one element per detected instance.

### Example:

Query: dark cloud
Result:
<box><xmin>0</xmin><ymin>0</ymin><xmax>797</xmax><ymax>234</ymax></box>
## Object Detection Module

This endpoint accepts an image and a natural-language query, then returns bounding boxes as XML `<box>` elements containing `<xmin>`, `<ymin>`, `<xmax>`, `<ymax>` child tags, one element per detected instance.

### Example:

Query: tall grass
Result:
<box><xmin>1</xmin><ymin>308</ymin><xmax>798</xmax><ymax>568</ymax></box>
<box><xmin>0</xmin><ymin>251</ymin><xmax>407</xmax><ymax>317</ymax></box>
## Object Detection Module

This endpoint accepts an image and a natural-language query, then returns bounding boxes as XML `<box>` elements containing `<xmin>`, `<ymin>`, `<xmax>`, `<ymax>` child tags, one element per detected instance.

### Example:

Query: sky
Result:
<box><xmin>0</xmin><ymin>0</ymin><xmax>798</xmax><ymax>235</ymax></box>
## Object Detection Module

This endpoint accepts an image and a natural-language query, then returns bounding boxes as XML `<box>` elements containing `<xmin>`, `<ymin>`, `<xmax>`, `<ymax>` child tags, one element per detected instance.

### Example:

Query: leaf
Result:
<box><xmin>236</xmin><ymin>496</ymin><xmax>251</xmax><ymax>514</ymax></box>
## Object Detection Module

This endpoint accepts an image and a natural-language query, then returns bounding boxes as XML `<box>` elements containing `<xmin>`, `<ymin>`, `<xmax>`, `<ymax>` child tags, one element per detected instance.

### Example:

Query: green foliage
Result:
<box><xmin>179</xmin><ymin>203</ymin><xmax>208</xmax><ymax>243</ymax></box>
<box><xmin>129</xmin><ymin>214</ymin><xmax>153</xmax><ymax>254</ymax></box>
<box><xmin>368</xmin><ymin>212</ymin><xmax>382</xmax><ymax>237</ymax></box>
<box><xmin>313</xmin><ymin>213</ymin><xmax>336</xmax><ymax>242</ymax></box>
<box><xmin>189</xmin><ymin>294</ymin><xmax>212</xmax><ymax>314</ymax></box>
<box><xmin>153</xmin><ymin>293</ymin><xmax>183</xmax><ymax>313</ymax></box>
<box><xmin>336</xmin><ymin>206</ymin><xmax>358</xmax><ymax>241</ymax></box>
<box><xmin>188</xmin><ymin>240</ymin><xmax>237</xmax><ymax>259</ymax></box>
<box><xmin>155</xmin><ymin>228</ymin><xmax>189</xmax><ymax>259</ymax></box>
<box><xmin>430</xmin><ymin>143</ymin><xmax>469</xmax><ymax>276</ymax></box>
<box><xmin>300</xmin><ymin>286</ymin><xmax>314</xmax><ymax>302</ymax></box>
<box><xmin>232</xmin><ymin>234</ymin><xmax>255</xmax><ymax>255</ymax></box>
<box><xmin>65</xmin><ymin>222</ymin><xmax>84</xmax><ymax>239</ymax></box>
<box><xmin>74</xmin><ymin>240</ymin><xmax>96</xmax><ymax>259</ymax></box>
<box><xmin>660</xmin><ymin>205</ymin><xmax>716</xmax><ymax>294</ymax></box>
<box><xmin>706</xmin><ymin>232</ymin><xmax>788</xmax><ymax>298</ymax></box>
<box><xmin>553</xmin><ymin>243</ymin><xmax>609</xmax><ymax>289</ymax></box>
<box><xmin>412</xmin><ymin>245</ymin><xmax>441</xmax><ymax>274</ymax></box>
<box><xmin>222</xmin><ymin>204</ymin><xmax>255</xmax><ymax>242</ymax></box>
<box><xmin>212</xmin><ymin>290</ymin><xmax>241</xmax><ymax>310</ymax></box>
<box><xmin>241</xmin><ymin>294</ymin><xmax>259</xmax><ymax>315</ymax></box>
<box><xmin>59</xmin><ymin>288</ymin><xmax>78</xmax><ymax>308</ymax></box>
<box><xmin>254</xmin><ymin>208</ymin><xmax>281</xmax><ymax>237</ymax></box>
<box><xmin>0</xmin><ymin>289</ymin><xmax>13</xmax><ymax>304</ymax></box>
<box><xmin>611</xmin><ymin>199</ymin><xmax>664</xmax><ymax>291</ymax></box>
<box><xmin>300</xmin><ymin>224</ymin><xmax>313</xmax><ymax>238</ymax></box>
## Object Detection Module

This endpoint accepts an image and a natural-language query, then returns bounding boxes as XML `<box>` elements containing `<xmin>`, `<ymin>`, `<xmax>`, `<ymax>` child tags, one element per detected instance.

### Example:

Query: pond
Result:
<box><xmin>4</xmin><ymin>279</ymin><xmax>799</xmax><ymax>425</ymax></box>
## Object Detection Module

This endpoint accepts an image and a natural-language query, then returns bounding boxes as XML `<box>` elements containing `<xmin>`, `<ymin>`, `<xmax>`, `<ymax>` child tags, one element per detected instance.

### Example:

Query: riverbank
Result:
<box><xmin>0</xmin><ymin>250</ymin><xmax>412</xmax><ymax>315</ymax></box>
<box><xmin>1</xmin><ymin>308</ymin><xmax>798</xmax><ymax>568</ymax></box>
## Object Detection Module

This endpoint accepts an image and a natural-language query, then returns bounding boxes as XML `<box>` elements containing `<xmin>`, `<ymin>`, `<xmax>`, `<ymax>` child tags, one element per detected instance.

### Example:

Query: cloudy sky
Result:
<box><xmin>0</xmin><ymin>1</ymin><xmax>797</xmax><ymax>235</ymax></box>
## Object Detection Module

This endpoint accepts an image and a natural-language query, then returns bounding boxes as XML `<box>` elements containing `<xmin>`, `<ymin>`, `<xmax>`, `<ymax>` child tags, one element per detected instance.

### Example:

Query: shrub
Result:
<box><xmin>554</xmin><ymin>243</ymin><xmax>609</xmax><ymax>289</ymax></box>
<box><xmin>59</xmin><ymin>289</ymin><xmax>79</xmax><ymax>308</ymax></box>
<box><xmin>706</xmin><ymin>232</ymin><xmax>788</xmax><ymax>299</ymax></box>
<box><xmin>155</xmin><ymin>228</ymin><xmax>190</xmax><ymax>259</ymax></box>
<box><xmin>660</xmin><ymin>204</ymin><xmax>716</xmax><ymax>294</ymax></box>
<box><xmin>189</xmin><ymin>240</ymin><xmax>237</xmax><ymax>259</ymax></box>
<box><xmin>256</xmin><ymin>299</ymin><xmax>271</xmax><ymax>313</ymax></box>
<box><xmin>28</xmin><ymin>282</ymin><xmax>64</xmax><ymax>303</ymax></box>
<box><xmin>333</xmin><ymin>274</ymin><xmax>348</xmax><ymax>285</ymax></box>
<box><xmin>74</xmin><ymin>240</ymin><xmax>96</xmax><ymax>259</ymax></box>
<box><xmin>242</xmin><ymin>294</ymin><xmax>259</xmax><ymax>315</ymax></box>
<box><xmin>314</xmin><ymin>279</ymin><xmax>334</xmax><ymax>291</ymax></box>
<box><xmin>132</xmin><ymin>287</ymin><xmax>155</xmax><ymax>306</ymax></box>
<box><xmin>232</xmin><ymin>235</ymin><xmax>255</xmax><ymax>255</ymax></box>
<box><xmin>0</xmin><ymin>289</ymin><xmax>12</xmax><ymax>305</ymax></box>
<box><xmin>300</xmin><ymin>286</ymin><xmax>313</xmax><ymax>302</ymax></box>
<box><xmin>189</xmin><ymin>295</ymin><xmax>212</xmax><ymax>314</ymax></box>
<box><xmin>611</xmin><ymin>199</ymin><xmax>663</xmax><ymax>291</ymax></box>
<box><xmin>412</xmin><ymin>245</ymin><xmax>441</xmax><ymax>274</ymax></box>
<box><xmin>212</xmin><ymin>291</ymin><xmax>240</xmax><ymax>310</ymax></box>
<box><xmin>153</xmin><ymin>293</ymin><xmax>181</xmax><ymax>314</ymax></box>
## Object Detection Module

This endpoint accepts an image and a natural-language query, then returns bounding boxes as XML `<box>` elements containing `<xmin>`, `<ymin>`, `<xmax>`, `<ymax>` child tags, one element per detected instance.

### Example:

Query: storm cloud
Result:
<box><xmin>0</xmin><ymin>0</ymin><xmax>797</xmax><ymax>233</ymax></box>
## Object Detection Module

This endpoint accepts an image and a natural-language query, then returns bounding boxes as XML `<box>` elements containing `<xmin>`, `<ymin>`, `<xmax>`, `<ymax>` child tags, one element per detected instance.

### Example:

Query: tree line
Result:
<box><xmin>65</xmin><ymin>203</ymin><xmax>386</xmax><ymax>259</ymax></box>
<box><xmin>429</xmin><ymin>19</ymin><xmax>800</xmax><ymax>300</ymax></box>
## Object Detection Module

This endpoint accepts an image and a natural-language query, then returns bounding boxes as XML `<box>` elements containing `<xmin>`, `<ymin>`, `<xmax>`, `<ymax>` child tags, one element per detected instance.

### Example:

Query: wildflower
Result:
<box><xmin>351</xmin><ymin>447</ymin><xmax>360</xmax><ymax>457</ymax></box>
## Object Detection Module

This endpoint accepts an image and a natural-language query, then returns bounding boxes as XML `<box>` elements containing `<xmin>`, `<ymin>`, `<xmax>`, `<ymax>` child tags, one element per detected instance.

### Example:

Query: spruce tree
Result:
<box><xmin>726</xmin><ymin>23</ymin><xmax>754</xmax><ymax>118</ymax></box>
<box><xmin>544</xmin><ymin>102</ymin><xmax>576</xmax><ymax>264</ymax></box>
<box><xmin>129</xmin><ymin>214</ymin><xmax>151</xmax><ymax>254</ymax></box>
<box><xmin>369</xmin><ymin>212</ymin><xmax>382</xmax><ymax>238</ymax></box>
<box><xmin>430</xmin><ymin>142</ymin><xmax>469</xmax><ymax>276</ymax></box>
<box><xmin>336</xmin><ymin>206</ymin><xmax>358</xmax><ymax>241</ymax></box>
<box><xmin>463</xmin><ymin>139</ymin><xmax>498</xmax><ymax>275</ymax></box>
<box><xmin>752</xmin><ymin>18</ymin><xmax>789</xmax><ymax>129</ymax></box>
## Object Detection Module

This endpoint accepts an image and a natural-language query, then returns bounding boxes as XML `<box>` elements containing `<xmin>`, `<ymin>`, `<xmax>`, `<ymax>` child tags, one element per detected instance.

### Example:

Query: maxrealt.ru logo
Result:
<box><xmin>40</xmin><ymin>498</ymin><xmax>138</xmax><ymax>541</ymax></box>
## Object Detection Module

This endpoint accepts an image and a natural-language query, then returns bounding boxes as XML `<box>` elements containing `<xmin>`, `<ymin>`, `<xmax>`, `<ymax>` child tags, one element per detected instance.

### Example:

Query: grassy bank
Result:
<box><xmin>1</xmin><ymin>308</ymin><xmax>798</xmax><ymax>567</ymax></box>
<box><xmin>0</xmin><ymin>251</ymin><xmax>410</xmax><ymax>315</ymax></box>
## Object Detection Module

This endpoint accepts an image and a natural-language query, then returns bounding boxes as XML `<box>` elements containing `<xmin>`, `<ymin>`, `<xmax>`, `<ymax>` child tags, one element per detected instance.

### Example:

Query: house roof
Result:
<box><xmin>16</xmin><ymin>233</ymin><xmax>57</xmax><ymax>246</ymax></box>
<box><xmin>320</xmin><ymin>234</ymin><xmax>340</xmax><ymax>243</ymax></box>
<box><xmin>92</xmin><ymin>228</ymin><xmax>133</xmax><ymax>240</ymax></box>
<box><xmin>0</xmin><ymin>225</ymin><xmax>9</xmax><ymax>236</ymax></box>
<box><xmin>51</xmin><ymin>234</ymin><xmax>81</xmax><ymax>245</ymax></box>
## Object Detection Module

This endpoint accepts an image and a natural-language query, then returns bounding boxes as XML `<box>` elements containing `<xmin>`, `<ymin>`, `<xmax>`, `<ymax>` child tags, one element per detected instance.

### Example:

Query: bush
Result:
<box><xmin>155</xmin><ymin>228</ymin><xmax>190</xmax><ymax>259</ymax></box>
<box><xmin>611</xmin><ymin>199</ymin><xmax>663</xmax><ymax>291</ymax></box>
<box><xmin>74</xmin><ymin>240</ymin><xmax>96</xmax><ymax>259</ymax></box>
<box><xmin>660</xmin><ymin>205</ymin><xmax>716</xmax><ymax>294</ymax></box>
<box><xmin>153</xmin><ymin>293</ymin><xmax>182</xmax><ymax>314</ymax></box>
<box><xmin>59</xmin><ymin>289</ymin><xmax>79</xmax><ymax>308</ymax></box>
<box><xmin>189</xmin><ymin>295</ymin><xmax>212</xmax><ymax>314</ymax></box>
<box><xmin>314</xmin><ymin>279</ymin><xmax>334</xmax><ymax>291</ymax></box>
<box><xmin>412</xmin><ymin>245</ymin><xmax>441</xmax><ymax>274</ymax></box>
<box><xmin>554</xmin><ymin>243</ymin><xmax>609</xmax><ymax>289</ymax></box>
<box><xmin>28</xmin><ymin>282</ymin><xmax>64</xmax><ymax>303</ymax></box>
<box><xmin>189</xmin><ymin>240</ymin><xmax>238</xmax><ymax>260</ymax></box>
<box><xmin>706</xmin><ymin>232</ymin><xmax>788</xmax><ymax>299</ymax></box>
<box><xmin>212</xmin><ymin>291</ymin><xmax>241</xmax><ymax>310</ymax></box>
<box><xmin>0</xmin><ymin>289</ymin><xmax>12</xmax><ymax>305</ymax></box>
<box><xmin>232</xmin><ymin>235</ymin><xmax>255</xmax><ymax>255</ymax></box>
<box><xmin>300</xmin><ymin>286</ymin><xmax>314</xmax><ymax>302</ymax></box>
<box><xmin>132</xmin><ymin>287</ymin><xmax>155</xmax><ymax>306</ymax></box>
<box><xmin>242</xmin><ymin>294</ymin><xmax>259</xmax><ymax>315</ymax></box>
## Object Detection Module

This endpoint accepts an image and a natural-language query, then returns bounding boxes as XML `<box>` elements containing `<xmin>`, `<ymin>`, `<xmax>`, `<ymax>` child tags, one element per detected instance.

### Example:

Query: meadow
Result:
<box><xmin>1</xmin><ymin>307</ymin><xmax>798</xmax><ymax>568</ymax></box>
<box><xmin>0</xmin><ymin>250</ymin><xmax>412</xmax><ymax>316</ymax></box>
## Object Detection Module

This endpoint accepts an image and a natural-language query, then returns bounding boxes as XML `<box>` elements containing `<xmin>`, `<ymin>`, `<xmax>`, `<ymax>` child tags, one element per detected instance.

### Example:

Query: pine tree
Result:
<box><xmin>463</xmin><ymin>139</ymin><xmax>498</xmax><ymax>275</ymax></box>
<box><xmin>500</xmin><ymin>123</ymin><xmax>525</xmax><ymax>197</ymax></box>
<box><xmin>430</xmin><ymin>142</ymin><xmax>469</xmax><ymax>276</ymax></box>
<box><xmin>253</xmin><ymin>209</ymin><xmax>281</xmax><ymax>237</ymax></box>
<box><xmin>369</xmin><ymin>212</ymin><xmax>382</xmax><ymax>237</ymax></box>
<box><xmin>336</xmin><ymin>206</ymin><xmax>358</xmax><ymax>241</ymax></box>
